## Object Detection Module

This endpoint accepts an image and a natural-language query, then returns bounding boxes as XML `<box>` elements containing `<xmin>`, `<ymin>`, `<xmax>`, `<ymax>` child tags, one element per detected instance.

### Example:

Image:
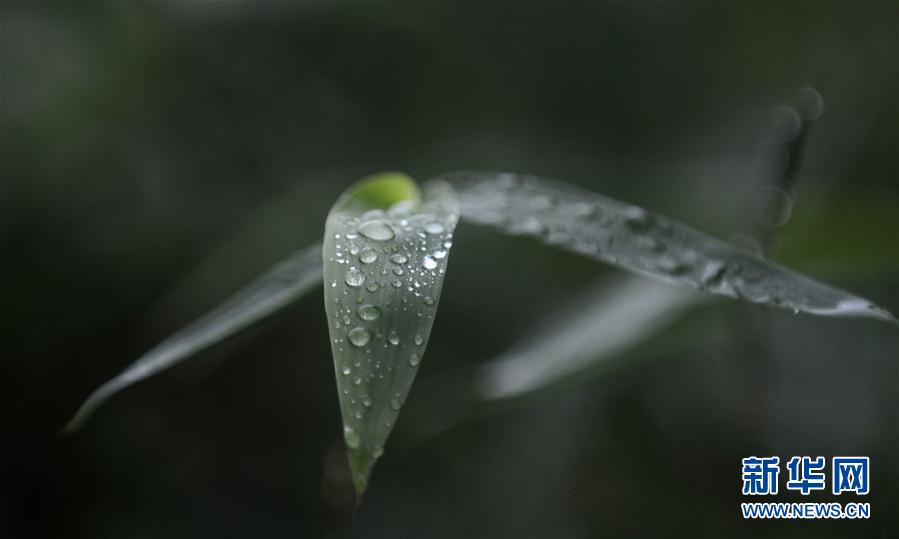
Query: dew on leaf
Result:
<box><xmin>358</xmin><ymin>220</ymin><xmax>395</xmax><ymax>241</ymax></box>
<box><xmin>359</xmin><ymin>247</ymin><xmax>378</xmax><ymax>264</ymax></box>
<box><xmin>357</xmin><ymin>304</ymin><xmax>381</xmax><ymax>321</ymax></box>
<box><xmin>345</xmin><ymin>268</ymin><xmax>366</xmax><ymax>287</ymax></box>
<box><xmin>348</xmin><ymin>327</ymin><xmax>371</xmax><ymax>347</ymax></box>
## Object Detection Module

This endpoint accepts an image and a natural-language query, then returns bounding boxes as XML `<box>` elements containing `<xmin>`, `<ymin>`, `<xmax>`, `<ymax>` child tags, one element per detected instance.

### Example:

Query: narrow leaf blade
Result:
<box><xmin>323</xmin><ymin>172</ymin><xmax>459</xmax><ymax>496</ymax></box>
<box><xmin>63</xmin><ymin>244</ymin><xmax>324</xmax><ymax>434</ymax></box>
<box><xmin>443</xmin><ymin>171</ymin><xmax>894</xmax><ymax>323</ymax></box>
<box><xmin>477</xmin><ymin>276</ymin><xmax>705</xmax><ymax>400</ymax></box>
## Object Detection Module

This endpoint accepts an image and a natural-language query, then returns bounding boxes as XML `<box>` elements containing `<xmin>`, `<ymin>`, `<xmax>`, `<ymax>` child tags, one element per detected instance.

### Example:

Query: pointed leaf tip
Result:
<box><xmin>62</xmin><ymin>244</ymin><xmax>324</xmax><ymax>434</ymax></box>
<box><xmin>323</xmin><ymin>174</ymin><xmax>459</xmax><ymax>496</ymax></box>
<box><xmin>443</xmin><ymin>171</ymin><xmax>895</xmax><ymax>324</ymax></box>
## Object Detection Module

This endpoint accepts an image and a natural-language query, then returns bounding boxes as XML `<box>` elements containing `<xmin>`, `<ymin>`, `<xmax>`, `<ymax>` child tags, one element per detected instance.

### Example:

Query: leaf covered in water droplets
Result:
<box><xmin>323</xmin><ymin>172</ymin><xmax>459</xmax><ymax>496</ymax></box>
<box><xmin>442</xmin><ymin>171</ymin><xmax>894</xmax><ymax>323</ymax></box>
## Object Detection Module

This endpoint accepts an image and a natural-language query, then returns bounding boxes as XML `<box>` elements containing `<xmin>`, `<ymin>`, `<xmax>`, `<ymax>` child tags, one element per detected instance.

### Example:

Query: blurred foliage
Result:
<box><xmin>1</xmin><ymin>2</ymin><xmax>896</xmax><ymax>538</ymax></box>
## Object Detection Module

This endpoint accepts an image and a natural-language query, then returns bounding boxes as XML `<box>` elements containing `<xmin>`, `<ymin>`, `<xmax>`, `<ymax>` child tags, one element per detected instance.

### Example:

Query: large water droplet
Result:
<box><xmin>390</xmin><ymin>253</ymin><xmax>408</xmax><ymax>265</ymax></box>
<box><xmin>358</xmin><ymin>220</ymin><xmax>395</xmax><ymax>241</ymax></box>
<box><xmin>348</xmin><ymin>327</ymin><xmax>371</xmax><ymax>347</ymax></box>
<box><xmin>387</xmin><ymin>331</ymin><xmax>400</xmax><ymax>346</ymax></box>
<box><xmin>422</xmin><ymin>256</ymin><xmax>438</xmax><ymax>270</ymax></box>
<box><xmin>358</xmin><ymin>304</ymin><xmax>381</xmax><ymax>321</ymax></box>
<box><xmin>345</xmin><ymin>268</ymin><xmax>366</xmax><ymax>287</ymax></box>
<box><xmin>424</xmin><ymin>221</ymin><xmax>445</xmax><ymax>234</ymax></box>
<box><xmin>359</xmin><ymin>247</ymin><xmax>378</xmax><ymax>264</ymax></box>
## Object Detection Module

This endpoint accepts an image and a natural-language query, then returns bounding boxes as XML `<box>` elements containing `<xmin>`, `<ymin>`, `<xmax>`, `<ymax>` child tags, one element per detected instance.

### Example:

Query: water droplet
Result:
<box><xmin>655</xmin><ymin>257</ymin><xmax>689</xmax><ymax>275</ymax></box>
<box><xmin>508</xmin><ymin>216</ymin><xmax>543</xmax><ymax>235</ymax></box>
<box><xmin>409</xmin><ymin>354</ymin><xmax>420</xmax><ymax>367</ymax></box>
<box><xmin>392</xmin><ymin>279</ymin><xmax>402</xmax><ymax>288</ymax></box>
<box><xmin>354</xmin><ymin>410</ymin><xmax>363</xmax><ymax>419</ymax></box>
<box><xmin>344</xmin><ymin>426</ymin><xmax>360</xmax><ymax>449</ymax></box>
<box><xmin>345</xmin><ymin>268</ymin><xmax>366</xmax><ymax>287</ymax></box>
<box><xmin>423</xmin><ymin>296</ymin><xmax>434</xmax><ymax>306</ymax></box>
<box><xmin>422</xmin><ymin>256</ymin><xmax>438</xmax><ymax>270</ymax></box>
<box><xmin>362</xmin><ymin>397</ymin><xmax>372</xmax><ymax>407</ymax></box>
<box><xmin>700</xmin><ymin>260</ymin><xmax>727</xmax><ymax>286</ymax></box>
<box><xmin>358</xmin><ymin>220</ymin><xmax>395</xmax><ymax>241</ymax></box>
<box><xmin>570</xmin><ymin>201</ymin><xmax>595</xmax><ymax>218</ymax></box>
<box><xmin>372</xmin><ymin>445</ymin><xmax>384</xmax><ymax>458</ymax></box>
<box><xmin>359</xmin><ymin>247</ymin><xmax>378</xmax><ymax>264</ymax></box>
<box><xmin>357</xmin><ymin>304</ymin><xmax>381</xmax><ymax>321</ymax></box>
<box><xmin>389</xmin><ymin>398</ymin><xmax>402</xmax><ymax>410</ymax></box>
<box><xmin>341</xmin><ymin>366</ymin><xmax>351</xmax><ymax>375</ymax></box>
<box><xmin>623</xmin><ymin>206</ymin><xmax>651</xmax><ymax>231</ymax></box>
<box><xmin>393</xmin><ymin>266</ymin><xmax>405</xmax><ymax>276</ymax></box>
<box><xmin>353</xmin><ymin>376</ymin><xmax>362</xmax><ymax>386</ymax></box>
<box><xmin>348</xmin><ymin>327</ymin><xmax>371</xmax><ymax>347</ymax></box>
<box><xmin>387</xmin><ymin>331</ymin><xmax>400</xmax><ymax>345</ymax></box>
<box><xmin>390</xmin><ymin>253</ymin><xmax>408</xmax><ymax>265</ymax></box>
<box><xmin>388</xmin><ymin>200</ymin><xmax>417</xmax><ymax>216</ymax></box>
<box><xmin>329</xmin><ymin>280</ymin><xmax>337</xmax><ymax>288</ymax></box>
<box><xmin>432</xmin><ymin>249</ymin><xmax>447</xmax><ymax>259</ymax></box>
<box><xmin>424</xmin><ymin>221</ymin><xmax>445</xmax><ymax>234</ymax></box>
<box><xmin>413</xmin><ymin>334</ymin><xmax>423</xmax><ymax>346</ymax></box>
<box><xmin>366</xmin><ymin>281</ymin><xmax>379</xmax><ymax>292</ymax></box>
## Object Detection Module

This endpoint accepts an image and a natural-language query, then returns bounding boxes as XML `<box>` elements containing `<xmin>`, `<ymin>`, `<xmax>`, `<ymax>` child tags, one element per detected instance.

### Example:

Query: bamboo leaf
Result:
<box><xmin>477</xmin><ymin>276</ymin><xmax>706</xmax><ymax>400</ymax></box>
<box><xmin>322</xmin><ymin>172</ymin><xmax>459</xmax><ymax>497</ymax></box>
<box><xmin>443</xmin><ymin>171</ymin><xmax>894</xmax><ymax>323</ymax></box>
<box><xmin>63</xmin><ymin>244</ymin><xmax>324</xmax><ymax>434</ymax></box>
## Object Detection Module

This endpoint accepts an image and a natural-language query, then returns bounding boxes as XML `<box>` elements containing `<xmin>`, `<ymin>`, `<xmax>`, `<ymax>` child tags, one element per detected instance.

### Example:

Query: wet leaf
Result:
<box><xmin>442</xmin><ymin>171</ymin><xmax>894</xmax><ymax>323</ymax></box>
<box><xmin>63</xmin><ymin>244</ymin><xmax>323</xmax><ymax>434</ymax></box>
<box><xmin>322</xmin><ymin>172</ymin><xmax>459</xmax><ymax>497</ymax></box>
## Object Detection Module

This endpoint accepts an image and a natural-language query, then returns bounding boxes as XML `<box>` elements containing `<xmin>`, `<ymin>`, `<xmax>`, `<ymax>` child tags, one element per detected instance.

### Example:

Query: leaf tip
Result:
<box><xmin>346</xmin><ymin>445</ymin><xmax>377</xmax><ymax>498</ymax></box>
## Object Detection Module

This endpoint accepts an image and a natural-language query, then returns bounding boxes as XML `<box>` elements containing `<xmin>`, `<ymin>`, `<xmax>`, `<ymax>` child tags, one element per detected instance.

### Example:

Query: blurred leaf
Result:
<box><xmin>62</xmin><ymin>244</ymin><xmax>324</xmax><ymax>434</ymax></box>
<box><xmin>322</xmin><ymin>172</ymin><xmax>458</xmax><ymax>497</ymax></box>
<box><xmin>443</xmin><ymin>171</ymin><xmax>894</xmax><ymax>323</ymax></box>
<box><xmin>476</xmin><ymin>276</ymin><xmax>706</xmax><ymax>400</ymax></box>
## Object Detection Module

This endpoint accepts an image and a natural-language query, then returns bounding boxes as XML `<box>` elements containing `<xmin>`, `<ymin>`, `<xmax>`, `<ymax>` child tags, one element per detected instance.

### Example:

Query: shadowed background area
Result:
<box><xmin>2</xmin><ymin>2</ymin><xmax>897</xmax><ymax>538</ymax></box>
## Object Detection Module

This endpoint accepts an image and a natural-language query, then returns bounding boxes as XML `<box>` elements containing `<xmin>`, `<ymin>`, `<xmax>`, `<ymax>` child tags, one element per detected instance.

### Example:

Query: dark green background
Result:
<box><xmin>2</xmin><ymin>2</ymin><xmax>896</xmax><ymax>537</ymax></box>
